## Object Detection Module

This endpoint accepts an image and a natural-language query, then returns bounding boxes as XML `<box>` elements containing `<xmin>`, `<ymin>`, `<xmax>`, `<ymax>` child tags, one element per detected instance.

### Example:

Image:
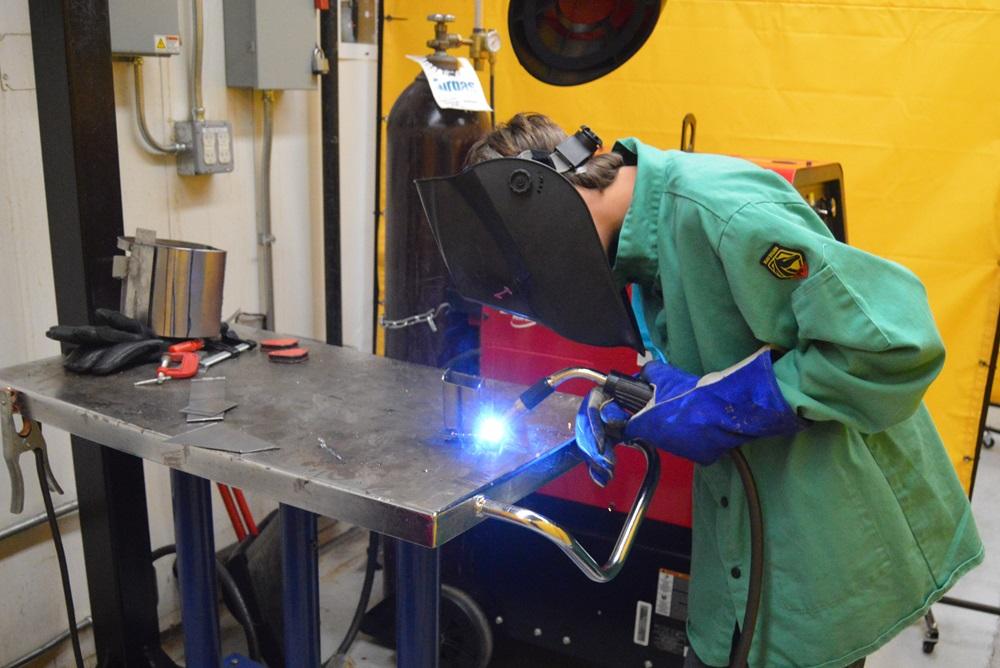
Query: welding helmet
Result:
<box><xmin>415</xmin><ymin>127</ymin><xmax>644</xmax><ymax>352</ymax></box>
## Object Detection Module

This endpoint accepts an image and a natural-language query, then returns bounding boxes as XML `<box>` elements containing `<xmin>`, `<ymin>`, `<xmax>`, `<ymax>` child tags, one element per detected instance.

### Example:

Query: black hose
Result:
<box><xmin>151</xmin><ymin>545</ymin><xmax>262</xmax><ymax>662</ymax></box>
<box><xmin>489</xmin><ymin>64</ymin><xmax>496</xmax><ymax>129</ymax></box>
<box><xmin>215</xmin><ymin>558</ymin><xmax>262</xmax><ymax>662</ymax></box>
<box><xmin>35</xmin><ymin>449</ymin><xmax>84</xmax><ymax>668</ymax></box>
<box><xmin>729</xmin><ymin>449</ymin><xmax>764</xmax><ymax>668</ymax></box>
<box><xmin>150</xmin><ymin>544</ymin><xmax>176</xmax><ymax>562</ymax></box>
<box><xmin>326</xmin><ymin>531</ymin><xmax>380</xmax><ymax>665</ymax></box>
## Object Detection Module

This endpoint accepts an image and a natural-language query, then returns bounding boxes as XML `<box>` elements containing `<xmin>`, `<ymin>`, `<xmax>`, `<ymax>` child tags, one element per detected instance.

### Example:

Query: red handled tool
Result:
<box><xmin>168</xmin><ymin>339</ymin><xmax>204</xmax><ymax>354</ymax></box>
<box><xmin>134</xmin><ymin>351</ymin><xmax>200</xmax><ymax>386</ymax></box>
<box><xmin>217</xmin><ymin>483</ymin><xmax>259</xmax><ymax>540</ymax></box>
<box><xmin>217</xmin><ymin>483</ymin><xmax>247</xmax><ymax>541</ymax></box>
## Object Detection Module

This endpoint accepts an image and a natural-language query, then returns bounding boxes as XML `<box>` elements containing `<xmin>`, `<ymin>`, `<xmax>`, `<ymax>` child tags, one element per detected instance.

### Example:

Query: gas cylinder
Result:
<box><xmin>383</xmin><ymin>29</ymin><xmax>489</xmax><ymax>368</ymax></box>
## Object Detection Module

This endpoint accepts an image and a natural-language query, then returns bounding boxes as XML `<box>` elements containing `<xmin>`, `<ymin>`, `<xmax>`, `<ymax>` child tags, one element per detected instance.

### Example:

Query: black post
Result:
<box><xmin>371</xmin><ymin>3</ymin><xmax>386</xmax><ymax>354</ymax></box>
<box><xmin>28</xmin><ymin>1</ymin><xmax>170</xmax><ymax>665</ymax></box>
<box><xmin>969</xmin><ymin>308</ymin><xmax>1000</xmax><ymax>498</ymax></box>
<box><xmin>321</xmin><ymin>7</ymin><xmax>343</xmax><ymax>346</ymax></box>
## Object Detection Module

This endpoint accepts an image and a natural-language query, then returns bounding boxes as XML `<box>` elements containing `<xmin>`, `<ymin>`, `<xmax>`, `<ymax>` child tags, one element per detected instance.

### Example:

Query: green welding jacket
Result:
<box><xmin>610</xmin><ymin>138</ymin><xmax>984</xmax><ymax>668</ymax></box>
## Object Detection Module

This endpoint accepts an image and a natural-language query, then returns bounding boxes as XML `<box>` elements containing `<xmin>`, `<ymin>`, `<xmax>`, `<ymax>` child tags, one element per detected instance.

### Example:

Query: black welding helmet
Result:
<box><xmin>415</xmin><ymin>127</ymin><xmax>644</xmax><ymax>352</ymax></box>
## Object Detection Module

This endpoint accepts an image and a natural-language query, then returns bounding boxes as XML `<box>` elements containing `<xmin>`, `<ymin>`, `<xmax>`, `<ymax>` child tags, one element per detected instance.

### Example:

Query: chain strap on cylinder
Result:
<box><xmin>380</xmin><ymin>303</ymin><xmax>451</xmax><ymax>332</ymax></box>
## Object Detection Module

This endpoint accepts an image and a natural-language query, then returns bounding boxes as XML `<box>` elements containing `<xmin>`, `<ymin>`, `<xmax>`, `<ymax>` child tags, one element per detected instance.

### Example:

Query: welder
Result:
<box><xmin>459</xmin><ymin>113</ymin><xmax>984</xmax><ymax>668</ymax></box>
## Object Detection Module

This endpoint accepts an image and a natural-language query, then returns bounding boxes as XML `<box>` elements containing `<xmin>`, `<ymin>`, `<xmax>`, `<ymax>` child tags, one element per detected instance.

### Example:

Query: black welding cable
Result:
<box><xmin>729</xmin><ymin>449</ymin><xmax>764</xmax><ymax>668</ymax></box>
<box><xmin>151</xmin><ymin>545</ymin><xmax>262</xmax><ymax>662</ymax></box>
<box><xmin>214</xmin><ymin>558</ymin><xmax>262</xmax><ymax>662</ymax></box>
<box><xmin>34</xmin><ymin>449</ymin><xmax>84</xmax><ymax>668</ymax></box>
<box><xmin>326</xmin><ymin>531</ymin><xmax>381</xmax><ymax>665</ymax></box>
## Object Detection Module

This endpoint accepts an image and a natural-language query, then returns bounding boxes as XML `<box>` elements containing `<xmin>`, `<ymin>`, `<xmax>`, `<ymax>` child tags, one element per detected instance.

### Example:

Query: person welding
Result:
<box><xmin>447</xmin><ymin>113</ymin><xmax>984</xmax><ymax>668</ymax></box>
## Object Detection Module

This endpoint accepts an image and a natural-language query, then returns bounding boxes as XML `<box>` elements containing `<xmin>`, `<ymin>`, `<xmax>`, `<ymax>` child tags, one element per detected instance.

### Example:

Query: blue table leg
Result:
<box><xmin>170</xmin><ymin>470</ymin><xmax>220</xmax><ymax>667</ymax></box>
<box><xmin>396</xmin><ymin>541</ymin><xmax>440</xmax><ymax>668</ymax></box>
<box><xmin>281</xmin><ymin>504</ymin><xmax>320</xmax><ymax>667</ymax></box>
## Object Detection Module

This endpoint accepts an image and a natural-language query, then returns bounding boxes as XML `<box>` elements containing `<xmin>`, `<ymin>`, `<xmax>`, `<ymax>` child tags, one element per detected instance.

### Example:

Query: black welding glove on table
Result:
<box><xmin>46</xmin><ymin>308</ymin><xmax>165</xmax><ymax>375</ymax></box>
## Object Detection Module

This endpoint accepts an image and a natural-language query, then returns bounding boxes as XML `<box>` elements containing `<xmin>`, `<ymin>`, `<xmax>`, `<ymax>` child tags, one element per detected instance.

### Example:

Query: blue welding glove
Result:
<box><xmin>574</xmin><ymin>387</ymin><xmax>625</xmax><ymax>487</ymax></box>
<box><xmin>575</xmin><ymin>362</ymin><xmax>703</xmax><ymax>486</ymax></box>
<box><xmin>623</xmin><ymin>347</ymin><xmax>806</xmax><ymax>466</ymax></box>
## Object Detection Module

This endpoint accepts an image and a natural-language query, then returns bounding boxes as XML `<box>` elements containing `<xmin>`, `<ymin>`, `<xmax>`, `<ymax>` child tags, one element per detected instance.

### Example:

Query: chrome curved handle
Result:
<box><xmin>475</xmin><ymin>440</ymin><xmax>661</xmax><ymax>583</ymax></box>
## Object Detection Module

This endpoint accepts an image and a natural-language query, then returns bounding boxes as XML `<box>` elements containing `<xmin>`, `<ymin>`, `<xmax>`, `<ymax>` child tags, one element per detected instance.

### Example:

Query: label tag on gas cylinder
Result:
<box><xmin>407</xmin><ymin>55</ymin><xmax>492</xmax><ymax>112</ymax></box>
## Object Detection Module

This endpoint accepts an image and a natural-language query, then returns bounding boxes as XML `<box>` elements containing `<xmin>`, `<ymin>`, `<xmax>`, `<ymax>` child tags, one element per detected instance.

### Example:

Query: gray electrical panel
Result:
<box><xmin>223</xmin><ymin>0</ymin><xmax>318</xmax><ymax>90</ymax></box>
<box><xmin>109</xmin><ymin>0</ymin><xmax>182</xmax><ymax>57</ymax></box>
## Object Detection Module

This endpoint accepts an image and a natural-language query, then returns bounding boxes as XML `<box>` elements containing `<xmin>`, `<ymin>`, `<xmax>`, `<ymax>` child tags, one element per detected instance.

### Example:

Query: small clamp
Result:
<box><xmin>1</xmin><ymin>388</ymin><xmax>63</xmax><ymax>514</ymax></box>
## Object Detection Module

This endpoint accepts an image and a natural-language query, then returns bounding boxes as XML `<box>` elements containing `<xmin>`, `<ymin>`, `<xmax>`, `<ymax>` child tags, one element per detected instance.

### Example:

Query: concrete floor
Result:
<box><xmin>169</xmin><ymin>407</ymin><xmax>1000</xmax><ymax>667</ymax></box>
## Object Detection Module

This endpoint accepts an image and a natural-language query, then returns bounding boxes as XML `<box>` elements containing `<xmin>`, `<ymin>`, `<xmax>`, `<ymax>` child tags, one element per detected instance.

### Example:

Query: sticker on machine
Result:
<box><xmin>406</xmin><ymin>55</ymin><xmax>492</xmax><ymax>112</ymax></box>
<box><xmin>656</xmin><ymin>568</ymin><xmax>690</xmax><ymax>619</ymax></box>
<box><xmin>634</xmin><ymin>601</ymin><xmax>652</xmax><ymax>647</ymax></box>
<box><xmin>154</xmin><ymin>34</ymin><xmax>181</xmax><ymax>55</ymax></box>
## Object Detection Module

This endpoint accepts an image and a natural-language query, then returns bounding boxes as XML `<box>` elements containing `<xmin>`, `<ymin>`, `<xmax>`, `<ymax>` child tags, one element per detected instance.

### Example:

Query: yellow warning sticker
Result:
<box><xmin>153</xmin><ymin>34</ymin><xmax>181</xmax><ymax>55</ymax></box>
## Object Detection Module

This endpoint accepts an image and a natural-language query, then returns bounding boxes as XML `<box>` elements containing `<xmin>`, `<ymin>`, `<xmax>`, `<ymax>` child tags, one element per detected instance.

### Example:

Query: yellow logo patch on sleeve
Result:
<box><xmin>760</xmin><ymin>244</ymin><xmax>809</xmax><ymax>279</ymax></box>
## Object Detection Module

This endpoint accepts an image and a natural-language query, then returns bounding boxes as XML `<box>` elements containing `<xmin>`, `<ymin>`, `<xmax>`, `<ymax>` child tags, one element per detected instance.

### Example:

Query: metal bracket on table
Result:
<box><xmin>475</xmin><ymin>440</ymin><xmax>660</xmax><ymax>583</ymax></box>
<box><xmin>2</xmin><ymin>388</ymin><xmax>63</xmax><ymax>514</ymax></box>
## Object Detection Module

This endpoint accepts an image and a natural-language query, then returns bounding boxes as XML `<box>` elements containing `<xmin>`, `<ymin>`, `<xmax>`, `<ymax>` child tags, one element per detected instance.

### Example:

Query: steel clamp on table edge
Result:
<box><xmin>2</xmin><ymin>388</ymin><xmax>85</xmax><ymax>667</ymax></box>
<box><xmin>2</xmin><ymin>388</ymin><xmax>62</xmax><ymax>514</ymax></box>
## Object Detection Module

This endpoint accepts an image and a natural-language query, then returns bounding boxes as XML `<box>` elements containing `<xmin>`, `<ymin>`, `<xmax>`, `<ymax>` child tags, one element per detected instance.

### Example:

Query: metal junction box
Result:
<box><xmin>109</xmin><ymin>0</ymin><xmax>181</xmax><ymax>57</ymax></box>
<box><xmin>175</xmin><ymin>121</ymin><xmax>235</xmax><ymax>175</ymax></box>
<box><xmin>223</xmin><ymin>0</ymin><xmax>318</xmax><ymax>90</ymax></box>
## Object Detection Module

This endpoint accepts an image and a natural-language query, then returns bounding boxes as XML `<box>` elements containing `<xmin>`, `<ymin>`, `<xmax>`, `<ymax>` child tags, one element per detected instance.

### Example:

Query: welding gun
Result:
<box><xmin>506</xmin><ymin>367</ymin><xmax>653</xmax><ymax>421</ymax></box>
<box><xmin>499</xmin><ymin>365</ymin><xmax>764</xmax><ymax>668</ymax></box>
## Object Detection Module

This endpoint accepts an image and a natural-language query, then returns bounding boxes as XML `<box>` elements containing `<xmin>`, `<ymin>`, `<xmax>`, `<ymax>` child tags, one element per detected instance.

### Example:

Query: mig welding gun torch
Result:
<box><xmin>498</xmin><ymin>351</ymin><xmax>801</xmax><ymax>668</ymax></box>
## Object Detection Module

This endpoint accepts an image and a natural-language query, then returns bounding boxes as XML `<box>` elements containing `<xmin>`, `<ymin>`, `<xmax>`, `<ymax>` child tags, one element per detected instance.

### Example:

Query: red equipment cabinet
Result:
<box><xmin>479</xmin><ymin>157</ymin><xmax>846</xmax><ymax>531</ymax></box>
<box><xmin>480</xmin><ymin>307</ymin><xmax>695</xmax><ymax>527</ymax></box>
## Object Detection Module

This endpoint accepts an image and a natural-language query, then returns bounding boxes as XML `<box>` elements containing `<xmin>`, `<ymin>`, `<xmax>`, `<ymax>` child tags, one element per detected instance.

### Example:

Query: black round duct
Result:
<box><xmin>508</xmin><ymin>0</ymin><xmax>665</xmax><ymax>86</ymax></box>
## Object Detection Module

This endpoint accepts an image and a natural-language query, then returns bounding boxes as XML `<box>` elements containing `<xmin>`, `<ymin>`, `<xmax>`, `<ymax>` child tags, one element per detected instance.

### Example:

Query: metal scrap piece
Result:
<box><xmin>165</xmin><ymin>424</ymin><xmax>279</xmax><ymax>454</ymax></box>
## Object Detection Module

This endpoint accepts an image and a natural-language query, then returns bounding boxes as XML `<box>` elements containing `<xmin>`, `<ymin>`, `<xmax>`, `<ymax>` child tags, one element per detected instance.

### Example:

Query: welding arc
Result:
<box><xmin>35</xmin><ymin>449</ymin><xmax>84</xmax><ymax>668</ymax></box>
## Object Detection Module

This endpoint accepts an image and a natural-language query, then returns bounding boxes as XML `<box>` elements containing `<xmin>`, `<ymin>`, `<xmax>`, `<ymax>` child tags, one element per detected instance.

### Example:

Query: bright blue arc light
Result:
<box><xmin>474</xmin><ymin>414</ymin><xmax>509</xmax><ymax>447</ymax></box>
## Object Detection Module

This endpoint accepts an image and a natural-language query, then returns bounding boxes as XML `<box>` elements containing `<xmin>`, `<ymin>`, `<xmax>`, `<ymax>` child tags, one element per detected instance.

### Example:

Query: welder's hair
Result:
<box><xmin>464</xmin><ymin>112</ymin><xmax>624</xmax><ymax>192</ymax></box>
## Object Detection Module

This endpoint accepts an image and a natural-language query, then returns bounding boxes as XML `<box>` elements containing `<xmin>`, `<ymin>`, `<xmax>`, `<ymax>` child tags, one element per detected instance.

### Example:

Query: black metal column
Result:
<box><xmin>321</xmin><ymin>6</ymin><xmax>342</xmax><ymax>346</ymax></box>
<box><xmin>28</xmin><ymin>2</ymin><xmax>168</xmax><ymax>665</ymax></box>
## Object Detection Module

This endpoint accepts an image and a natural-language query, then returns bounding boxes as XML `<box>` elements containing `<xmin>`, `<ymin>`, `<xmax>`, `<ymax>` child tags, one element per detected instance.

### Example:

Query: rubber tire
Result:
<box><xmin>440</xmin><ymin>584</ymin><xmax>493</xmax><ymax>668</ymax></box>
<box><xmin>922</xmin><ymin>640</ymin><xmax>936</xmax><ymax>654</ymax></box>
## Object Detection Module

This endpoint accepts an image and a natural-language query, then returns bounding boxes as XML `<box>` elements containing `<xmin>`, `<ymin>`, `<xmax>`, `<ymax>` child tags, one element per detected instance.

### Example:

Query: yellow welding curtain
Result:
<box><xmin>379</xmin><ymin>0</ymin><xmax>1000</xmax><ymax>491</ymax></box>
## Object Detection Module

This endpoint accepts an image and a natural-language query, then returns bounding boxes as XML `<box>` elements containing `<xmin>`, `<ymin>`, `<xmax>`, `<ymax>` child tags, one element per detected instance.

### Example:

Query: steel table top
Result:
<box><xmin>0</xmin><ymin>333</ymin><xmax>580</xmax><ymax>546</ymax></box>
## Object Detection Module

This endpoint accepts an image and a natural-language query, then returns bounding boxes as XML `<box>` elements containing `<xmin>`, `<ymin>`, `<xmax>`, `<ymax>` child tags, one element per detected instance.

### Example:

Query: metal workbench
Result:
<box><xmin>0</xmin><ymin>335</ymin><xmax>580</xmax><ymax>667</ymax></box>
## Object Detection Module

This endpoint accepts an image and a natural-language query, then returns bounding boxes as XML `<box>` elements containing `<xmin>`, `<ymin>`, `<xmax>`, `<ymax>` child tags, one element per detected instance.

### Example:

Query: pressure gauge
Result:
<box><xmin>485</xmin><ymin>29</ymin><xmax>502</xmax><ymax>54</ymax></box>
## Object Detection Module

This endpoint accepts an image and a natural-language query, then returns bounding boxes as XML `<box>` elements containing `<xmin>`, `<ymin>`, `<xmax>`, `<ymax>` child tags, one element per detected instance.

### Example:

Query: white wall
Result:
<box><xmin>0</xmin><ymin>0</ymin><xmax>377</xmax><ymax>663</ymax></box>
<box><xmin>339</xmin><ymin>41</ymin><xmax>378</xmax><ymax>352</ymax></box>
